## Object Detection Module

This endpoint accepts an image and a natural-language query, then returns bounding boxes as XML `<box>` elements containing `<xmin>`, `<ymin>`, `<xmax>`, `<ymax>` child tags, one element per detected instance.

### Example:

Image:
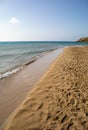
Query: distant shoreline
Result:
<box><xmin>77</xmin><ymin>37</ymin><xmax>88</xmax><ymax>42</ymax></box>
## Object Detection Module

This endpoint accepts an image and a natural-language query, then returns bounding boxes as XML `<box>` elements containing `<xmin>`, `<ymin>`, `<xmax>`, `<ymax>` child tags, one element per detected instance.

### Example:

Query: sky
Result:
<box><xmin>0</xmin><ymin>0</ymin><xmax>88</xmax><ymax>41</ymax></box>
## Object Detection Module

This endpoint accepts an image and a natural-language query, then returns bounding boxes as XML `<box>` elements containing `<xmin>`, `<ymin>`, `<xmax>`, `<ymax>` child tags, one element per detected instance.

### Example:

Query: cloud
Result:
<box><xmin>9</xmin><ymin>17</ymin><xmax>20</xmax><ymax>24</ymax></box>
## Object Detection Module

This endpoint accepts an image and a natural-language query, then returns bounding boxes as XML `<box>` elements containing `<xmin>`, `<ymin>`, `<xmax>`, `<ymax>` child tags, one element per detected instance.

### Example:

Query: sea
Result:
<box><xmin>0</xmin><ymin>41</ymin><xmax>88</xmax><ymax>79</ymax></box>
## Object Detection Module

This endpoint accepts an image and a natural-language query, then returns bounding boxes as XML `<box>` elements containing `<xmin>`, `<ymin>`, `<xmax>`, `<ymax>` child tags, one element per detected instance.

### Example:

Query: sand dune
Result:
<box><xmin>1</xmin><ymin>46</ymin><xmax>88</xmax><ymax>130</ymax></box>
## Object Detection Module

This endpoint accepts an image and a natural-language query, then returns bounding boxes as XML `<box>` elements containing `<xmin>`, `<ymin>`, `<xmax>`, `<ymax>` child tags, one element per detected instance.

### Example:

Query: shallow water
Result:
<box><xmin>0</xmin><ymin>41</ymin><xmax>87</xmax><ymax>79</ymax></box>
<box><xmin>0</xmin><ymin>42</ymin><xmax>62</xmax><ymax>73</ymax></box>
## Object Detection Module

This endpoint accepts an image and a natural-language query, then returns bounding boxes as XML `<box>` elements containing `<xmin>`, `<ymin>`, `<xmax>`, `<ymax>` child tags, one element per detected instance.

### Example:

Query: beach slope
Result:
<box><xmin>1</xmin><ymin>46</ymin><xmax>88</xmax><ymax>130</ymax></box>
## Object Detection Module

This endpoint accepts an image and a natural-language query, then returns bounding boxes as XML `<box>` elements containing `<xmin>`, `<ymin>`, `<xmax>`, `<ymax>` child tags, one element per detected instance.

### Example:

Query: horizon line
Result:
<box><xmin>0</xmin><ymin>40</ymin><xmax>76</xmax><ymax>42</ymax></box>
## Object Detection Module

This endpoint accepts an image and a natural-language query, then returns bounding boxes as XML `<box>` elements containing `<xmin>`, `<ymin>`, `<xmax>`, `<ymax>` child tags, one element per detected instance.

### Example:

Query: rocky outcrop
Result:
<box><xmin>77</xmin><ymin>37</ymin><xmax>88</xmax><ymax>42</ymax></box>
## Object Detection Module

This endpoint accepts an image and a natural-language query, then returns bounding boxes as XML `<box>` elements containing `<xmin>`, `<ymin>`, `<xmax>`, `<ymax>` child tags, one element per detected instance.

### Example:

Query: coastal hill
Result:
<box><xmin>77</xmin><ymin>37</ymin><xmax>88</xmax><ymax>42</ymax></box>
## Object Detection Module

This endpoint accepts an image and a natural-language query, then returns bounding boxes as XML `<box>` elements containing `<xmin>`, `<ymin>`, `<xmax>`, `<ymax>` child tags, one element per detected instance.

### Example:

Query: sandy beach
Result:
<box><xmin>1</xmin><ymin>46</ymin><xmax>88</xmax><ymax>130</ymax></box>
<box><xmin>0</xmin><ymin>48</ymin><xmax>63</xmax><ymax>128</ymax></box>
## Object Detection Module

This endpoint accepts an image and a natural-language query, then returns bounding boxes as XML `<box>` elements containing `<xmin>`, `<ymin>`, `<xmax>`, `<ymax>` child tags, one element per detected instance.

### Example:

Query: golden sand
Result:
<box><xmin>1</xmin><ymin>46</ymin><xmax>88</xmax><ymax>130</ymax></box>
<box><xmin>0</xmin><ymin>48</ymin><xmax>61</xmax><ymax>126</ymax></box>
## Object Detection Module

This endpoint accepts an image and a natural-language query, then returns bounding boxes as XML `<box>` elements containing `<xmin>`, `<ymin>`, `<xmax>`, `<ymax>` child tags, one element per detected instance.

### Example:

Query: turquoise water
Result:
<box><xmin>0</xmin><ymin>41</ymin><xmax>87</xmax><ymax>78</ymax></box>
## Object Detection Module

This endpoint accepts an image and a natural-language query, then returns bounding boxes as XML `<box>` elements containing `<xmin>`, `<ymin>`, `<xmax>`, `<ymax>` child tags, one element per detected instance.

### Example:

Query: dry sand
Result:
<box><xmin>1</xmin><ymin>46</ymin><xmax>88</xmax><ymax>130</ymax></box>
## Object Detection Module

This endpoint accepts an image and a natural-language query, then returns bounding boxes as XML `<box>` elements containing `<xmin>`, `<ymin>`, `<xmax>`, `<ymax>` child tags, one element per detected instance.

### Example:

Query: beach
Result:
<box><xmin>0</xmin><ymin>48</ymin><xmax>63</xmax><ymax>128</ymax></box>
<box><xmin>1</xmin><ymin>46</ymin><xmax>88</xmax><ymax>130</ymax></box>
<box><xmin>0</xmin><ymin>0</ymin><xmax>88</xmax><ymax>129</ymax></box>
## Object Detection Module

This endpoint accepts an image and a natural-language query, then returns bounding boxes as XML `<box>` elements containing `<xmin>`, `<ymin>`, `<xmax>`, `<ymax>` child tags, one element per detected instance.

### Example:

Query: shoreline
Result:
<box><xmin>0</xmin><ymin>44</ymin><xmax>86</xmax><ymax>80</ymax></box>
<box><xmin>0</xmin><ymin>48</ymin><xmax>63</xmax><ymax>128</ymax></box>
<box><xmin>1</xmin><ymin>46</ymin><xmax>88</xmax><ymax>130</ymax></box>
<box><xmin>0</xmin><ymin>48</ymin><xmax>59</xmax><ymax>80</ymax></box>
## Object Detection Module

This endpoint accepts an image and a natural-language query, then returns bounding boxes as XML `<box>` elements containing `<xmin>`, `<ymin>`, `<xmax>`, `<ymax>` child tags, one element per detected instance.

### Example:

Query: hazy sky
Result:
<box><xmin>0</xmin><ymin>0</ymin><xmax>88</xmax><ymax>41</ymax></box>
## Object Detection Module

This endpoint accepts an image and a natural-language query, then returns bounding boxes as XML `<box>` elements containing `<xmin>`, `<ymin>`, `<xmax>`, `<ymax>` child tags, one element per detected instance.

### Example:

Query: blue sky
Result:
<box><xmin>0</xmin><ymin>0</ymin><xmax>88</xmax><ymax>41</ymax></box>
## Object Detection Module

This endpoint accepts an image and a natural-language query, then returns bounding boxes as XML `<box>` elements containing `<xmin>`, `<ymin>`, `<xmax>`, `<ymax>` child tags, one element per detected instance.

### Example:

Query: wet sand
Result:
<box><xmin>1</xmin><ymin>46</ymin><xmax>88</xmax><ymax>130</ymax></box>
<box><xmin>0</xmin><ymin>48</ymin><xmax>63</xmax><ymax>127</ymax></box>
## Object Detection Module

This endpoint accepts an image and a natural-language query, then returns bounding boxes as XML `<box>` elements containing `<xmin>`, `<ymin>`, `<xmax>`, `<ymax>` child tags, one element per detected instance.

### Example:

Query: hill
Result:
<box><xmin>77</xmin><ymin>37</ymin><xmax>88</xmax><ymax>42</ymax></box>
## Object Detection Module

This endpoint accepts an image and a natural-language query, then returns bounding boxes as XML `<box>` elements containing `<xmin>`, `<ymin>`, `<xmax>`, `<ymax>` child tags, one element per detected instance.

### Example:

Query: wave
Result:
<box><xmin>0</xmin><ymin>49</ymin><xmax>55</xmax><ymax>80</ymax></box>
<box><xmin>0</xmin><ymin>58</ymin><xmax>38</xmax><ymax>80</ymax></box>
<box><xmin>0</xmin><ymin>67</ymin><xmax>20</xmax><ymax>80</ymax></box>
<box><xmin>0</xmin><ymin>48</ymin><xmax>57</xmax><ymax>80</ymax></box>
